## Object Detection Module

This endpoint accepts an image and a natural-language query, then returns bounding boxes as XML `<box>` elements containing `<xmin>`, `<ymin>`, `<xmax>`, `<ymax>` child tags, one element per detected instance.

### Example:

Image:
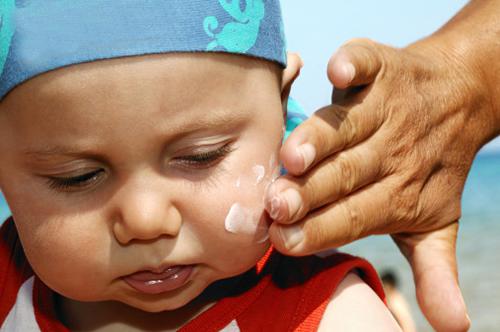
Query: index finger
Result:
<box><xmin>268</xmin><ymin>177</ymin><xmax>394</xmax><ymax>255</ymax></box>
<box><xmin>281</xmin><ymin>102</ymin><xmax>383</xmax><ymax>175</ymax></box>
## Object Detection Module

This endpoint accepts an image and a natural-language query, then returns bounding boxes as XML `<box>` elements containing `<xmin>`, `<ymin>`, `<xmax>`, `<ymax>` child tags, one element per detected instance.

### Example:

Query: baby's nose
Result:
<box><xmin>112</xmin><ymin>184</ymin><xmax>182</xmax><ymax>245</ymax></box>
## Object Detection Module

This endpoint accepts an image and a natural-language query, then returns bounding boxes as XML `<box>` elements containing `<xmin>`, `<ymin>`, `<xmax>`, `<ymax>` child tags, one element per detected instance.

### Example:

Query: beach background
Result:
<box><xmin>1</xmin><ymin>1</ymin><xmax>499</xmax><ymax>331</ymax></box>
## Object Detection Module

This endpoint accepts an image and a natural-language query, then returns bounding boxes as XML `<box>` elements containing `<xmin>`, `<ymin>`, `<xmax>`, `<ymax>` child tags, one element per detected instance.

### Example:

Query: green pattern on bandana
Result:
<box><xmin>284</xmin><ymin>98</ymin><xmax>307</xmax><ymax>141</ymax></box>
<box><xmin>0</xmin><ymin>0</ymin><xmax>15</xmax><ymax>76</ymax></box>
<box><xmin>204</xmin><ymin>0</ymin><xmax>265</xmax><ymax>53</ymax></box>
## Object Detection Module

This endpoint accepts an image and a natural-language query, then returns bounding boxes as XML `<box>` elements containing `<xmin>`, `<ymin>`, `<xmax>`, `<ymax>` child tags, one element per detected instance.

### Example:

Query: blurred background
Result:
<box><xmin>1</xmin><ymin>1</ymin><xmax>499</xmax><ymax>331</ymax></box>
<box><xmin>280</xmin><ymin>1</ymin><xmax>500</xmax><ymax>331</ymax></box>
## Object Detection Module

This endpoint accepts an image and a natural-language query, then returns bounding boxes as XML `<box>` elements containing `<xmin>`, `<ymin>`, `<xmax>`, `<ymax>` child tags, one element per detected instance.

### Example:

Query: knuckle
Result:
<box><xmin>306</xmin><ymin>112</ymin><xmax>329</xmax><ymax>143</ymax></box>
<box><xmin>303</xmin><ymin>221</ymin><xmax>329</xmax><ymax>252</ymax></box>
<box><xmin>343</xmin><ymin>38</ymin><xmax>386</xmax><ymax>61</ymax></box>
<box><xmin>309</xmin><ymin>108</ymin><xmax>340</xmax><ymax>152</ymax></box>
<box><xmin>367</xmin><ymin>146</ymin><xmax>384</xmax><ymax>178</ymax></box>
<box><xmin>344</xmin><ymin>37</ymin><xmax>376</xmax><ymax>48</ymax></box>
<box><xmin>341</xmin><ymin>199</ymin><xmax>366</xmax><ymax>241</ymax></box>
<box><xmin>335</xmin><ymin>155</ymin><xmax>357</xmax><ymax>195</ymax></box>
<box><xmin>341</xmin><ymin>111</ymin><xmax>358</xmax><ymax>145</ymax></box>
<box><xmin>390</xmin><ymin>183</ymin><xmax>420</xmax><ymax>223</ymax></box>
<box><xmin>449</xmin><ymin>201</ymin><xmax>462</xmax><ymax>222</ymax></box>
<box><xmin>437</xmin><ymin>197</ymin><xmax>462</xmax><ymax>223</ymax></box>
<box><xmin>302</xmin><ymin>177</ymin><xmax>319</xmax><ymax>212</ymax></box>
<box><xmin>315</xmin><ymin>106</ymin><xmax>354</xmax><ymax>151</ymax></box>
<box><xmin>289</xmin><ymin>122</ymin><xmax>315</xmax><ymax>148</ymax></box>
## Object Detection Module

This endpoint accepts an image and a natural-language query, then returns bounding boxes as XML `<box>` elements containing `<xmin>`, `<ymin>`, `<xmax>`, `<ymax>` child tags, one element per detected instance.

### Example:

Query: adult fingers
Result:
<box><xmin>393</xmin><ymin>223</ymin><xmax>470</xmax><ymax>332</ymax></box>
<box><xmin>265</xmin><ymin>140</ymin><xmax>383</xmax><ymax>224</ymax></box>
<box><xmin>327</xmin><ymin>38</ymin><xmax>384</xmax><ymax>89</ymax></box>
<box><xmin>280</xmin><ymin>101</ymin><xmax>383</xmax><ymax>175</ymax></box>
<box><xmin>268</xmin><ymin>179</ymin><xmax>393</xmax><ymax>256</ymax></box>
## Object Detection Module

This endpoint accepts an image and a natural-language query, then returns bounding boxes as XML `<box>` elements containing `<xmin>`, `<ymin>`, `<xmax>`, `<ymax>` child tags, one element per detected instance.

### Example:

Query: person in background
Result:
<box><xmin>381</xmin><ymin>270</ymin><xmax>417</xmax><ymax>332</ymax></box>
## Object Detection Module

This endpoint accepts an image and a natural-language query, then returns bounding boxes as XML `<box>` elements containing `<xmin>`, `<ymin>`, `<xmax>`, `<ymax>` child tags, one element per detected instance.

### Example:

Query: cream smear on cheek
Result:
<box><xmin>224</xmin><ymin>202</ymin><xmax>268</xmax><ymax>243</ymax></box>
<box><xmin>251</xmin><ymin>165</ymin><xmax>265</xmax><ymax>185</ymax></box>
<box><xmin>224</xmin><ymin>155</ymin><xmax>280</xmax><ymax>243</ymax></box>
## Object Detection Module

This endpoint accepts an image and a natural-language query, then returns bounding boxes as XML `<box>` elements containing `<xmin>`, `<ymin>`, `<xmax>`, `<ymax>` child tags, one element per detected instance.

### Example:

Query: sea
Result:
<box><xmin>0</xmin><ymin>153</ymin><xmax>498</xmax><ymax>331</ymax></box>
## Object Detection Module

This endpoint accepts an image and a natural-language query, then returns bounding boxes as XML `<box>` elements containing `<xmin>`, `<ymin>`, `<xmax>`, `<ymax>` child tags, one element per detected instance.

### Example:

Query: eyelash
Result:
<box><xmin>172</xmin><ymin>144</ymin><xmax>233</xmax><ymax>169</ymax></box>
<box><xmin>47</xmin><ymin>169</ymin><xmax>105</xmax><ymax>192</ymax></box>
<box><xmin>46</xmin><ymin>144</ymin><xmax>234</xmax><ymax>191</ymax></box>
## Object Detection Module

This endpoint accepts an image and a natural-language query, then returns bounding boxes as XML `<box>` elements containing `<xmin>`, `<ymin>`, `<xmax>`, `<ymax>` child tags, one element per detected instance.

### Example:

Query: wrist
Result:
<box><xmin>405</xmin><ymin>35</ymin><xmax>498</xmax><ymax>151</ymax></box>
<box><xmin>408</xmin><ymin>1</ymin><xmax>500</xmax><ymax>143</ymax></box>
<box><xmin>436</xmin><ymin>34</ymin><xmax>500</xmax><ymax>139</ymax></box>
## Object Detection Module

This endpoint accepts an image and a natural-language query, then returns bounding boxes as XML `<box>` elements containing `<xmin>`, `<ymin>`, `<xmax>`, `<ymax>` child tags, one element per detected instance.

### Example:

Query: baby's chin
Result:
<box><xmin>124</xmin><ymin>296</ymin><xmax>199</xmax><ymax>313</ymax></box>
<box><xmin>113</xmin><ymin>278</ymin><xmax>212</xmax><ymax>313</ymax></box>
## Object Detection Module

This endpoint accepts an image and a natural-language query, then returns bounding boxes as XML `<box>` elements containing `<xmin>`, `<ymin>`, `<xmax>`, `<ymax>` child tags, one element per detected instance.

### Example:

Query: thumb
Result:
<box><xmin>327</xmin><ymin>38</ymin><xmax>384</xmax><ymax>89</ymax></box>
<box><xmin>393</xmin><ymin>223</ymin><xmax>470</xmax><ymax>332</ymax></box>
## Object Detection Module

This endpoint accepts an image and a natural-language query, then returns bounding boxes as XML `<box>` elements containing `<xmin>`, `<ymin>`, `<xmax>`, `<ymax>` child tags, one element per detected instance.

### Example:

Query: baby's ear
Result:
<box><xmin>281</xmin><ymin>53</ymin><xmax>303</xmax><ymax>110</ymax></box>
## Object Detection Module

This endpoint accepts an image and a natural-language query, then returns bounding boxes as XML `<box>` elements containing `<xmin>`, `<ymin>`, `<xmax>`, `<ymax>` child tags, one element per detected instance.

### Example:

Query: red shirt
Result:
<box><xmin>0</xmin><ymin>218</ymin><xmax>385</xmax><ymax>331</ymax></box>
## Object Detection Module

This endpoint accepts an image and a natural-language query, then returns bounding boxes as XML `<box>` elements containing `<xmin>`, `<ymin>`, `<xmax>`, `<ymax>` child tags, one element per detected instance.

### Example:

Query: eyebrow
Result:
<box><xmin>22</xmin><ymin>109</ymin><xmax>251</xmax><ymax>157</ymax></box>
<box><xmin>22</xmin><ymin>145</ymin><xmax>105</xmax><ymax>161</ymax></box>
<box><xmin>177</xmin><ymin>110</ymin><xmax>249</xmax><ymax>135</ymax></box>
<box><xmin>23</xmin><ymin>146</ymin><xmax>91</xmax><ymax>156</ymax></box>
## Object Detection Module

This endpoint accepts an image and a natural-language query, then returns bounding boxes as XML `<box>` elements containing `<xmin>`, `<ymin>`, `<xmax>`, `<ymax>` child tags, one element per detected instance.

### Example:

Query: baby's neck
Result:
<box><xmin>55</xmin><ymin>295</ymin><xmax>215</xmax><ymax>332</ymax></box>
<box><xmin>54</xmin><ymin>274</ymin><xmax>250</xmax><ymax>331</ymax></box>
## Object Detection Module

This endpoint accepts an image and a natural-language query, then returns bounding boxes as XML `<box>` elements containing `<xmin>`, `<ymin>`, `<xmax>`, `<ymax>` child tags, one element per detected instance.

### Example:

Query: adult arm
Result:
<box><xmin>266</xmin><ymin>1</ymin><xmax>500</xmax><ymax>331</ymax></box>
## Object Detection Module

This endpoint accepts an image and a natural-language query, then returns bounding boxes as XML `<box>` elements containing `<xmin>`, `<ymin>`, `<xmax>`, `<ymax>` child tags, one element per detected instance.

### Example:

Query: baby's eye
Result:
<box><xmin>47</xmin><ymin>169</ymin><xmax>105</xmax><ymax>192</ymax></box>
<box><xmin>172</xmin><ymin>143</ymin><xmax>233</xmax><ymax>169</ymax></box>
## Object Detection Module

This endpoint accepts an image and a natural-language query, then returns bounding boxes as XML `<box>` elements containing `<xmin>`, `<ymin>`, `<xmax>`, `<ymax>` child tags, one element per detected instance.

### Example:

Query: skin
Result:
<box><xmin>383</xmin><ymin>283</ymin><xmax>417</xmax><ymax>332</ymax></box>
<box><xmin>265</xmin><ymin>1</ymin><xmax>500</xmax><ymax>332</ymax></box>
<box><xmin>318</xmin><ymin>273</ymin><xmax>401</xmax><ymax>332</ymax></box>
<box><xmin>0</xmin><ymin>53</ymin><xmax>398</xmax><ymax>331</ymax></box>
<box><xmin>0</xmin><ymin>53</ymin><xmax>282</xmax><ymax>328</ymax></box>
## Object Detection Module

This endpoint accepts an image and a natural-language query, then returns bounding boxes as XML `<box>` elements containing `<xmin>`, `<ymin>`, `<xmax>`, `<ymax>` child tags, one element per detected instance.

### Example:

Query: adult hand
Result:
<box><xmin>265</xmin><ymin>2</ymin><xmax>500</xmax><ymax>331</ymax></box>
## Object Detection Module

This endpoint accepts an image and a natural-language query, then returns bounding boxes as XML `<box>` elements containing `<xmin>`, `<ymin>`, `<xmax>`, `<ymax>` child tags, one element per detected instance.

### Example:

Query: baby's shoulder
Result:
<box><xmin>267</xmin><ymin>251</ymin><xmax>400</xmax><ymax>331</ymax></box>
<box><xmin>317</xmin><ymin>272</ymin><xmax>401</xmax><ymax>331</ymax></box>
<box><xmin>242</xmin><ymin>250</ymin><xmax>392</xmax><ymax>330</ymax></box>
<box><xmin>0</xmin><ymin>218</ymin><xmax>42</xmax><ymax>330</ymax></box>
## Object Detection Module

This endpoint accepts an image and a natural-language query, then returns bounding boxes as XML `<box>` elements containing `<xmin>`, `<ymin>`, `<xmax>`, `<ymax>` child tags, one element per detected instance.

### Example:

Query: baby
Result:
<box><xmin>0</xmin><ymin>1</ymin><xmax>399</xmax><ymax>331</ymax></box>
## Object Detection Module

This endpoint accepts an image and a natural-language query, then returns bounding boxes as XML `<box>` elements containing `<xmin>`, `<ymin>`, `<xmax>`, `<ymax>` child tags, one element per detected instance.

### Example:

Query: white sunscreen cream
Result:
<box><xmin>224</xmin><ymin>155</ymin><xmax>281</xmax><ymax>242</ymax></box>
<box><xmin>224</xmin><ymin>202</ymin><xmax>268</xmax><ymax>243</ymax></box>
<box><xmin>252</xmin><ymin>165</ymin><xmax>265</xmax><ymax>185</ymax></box>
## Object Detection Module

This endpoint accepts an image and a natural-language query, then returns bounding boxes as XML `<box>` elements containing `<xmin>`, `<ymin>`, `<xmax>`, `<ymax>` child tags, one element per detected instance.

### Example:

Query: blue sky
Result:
<box><xmin>281</xmin><ymin>1</ymin><xmax>500</xmax><ymax>154</ymax></box>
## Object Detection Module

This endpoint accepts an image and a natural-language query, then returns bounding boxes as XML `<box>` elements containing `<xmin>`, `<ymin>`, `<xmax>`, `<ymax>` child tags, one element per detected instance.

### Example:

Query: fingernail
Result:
<box><xmin>280</xmin><ymin>188</ymin><xmax>302</xmax><ymax>220</ymax></box>
<box><xmin>269</xmin><ymin>196</ymin><xmax>282</xmax><ymax>220</ymax></box>
<box><xmin>296</xmin><ymin>143</ymin><xmax>316</xmax><ymax>171</ymax></box>
<box><xmin>343</xmin><ymin>62</ymin><xmax>355</xmax><ymax>83</ymax></box>
<box><xmin>279</xmin><ymin>224</ymin><xmax>304</xmax><ymax>250</ymax></box>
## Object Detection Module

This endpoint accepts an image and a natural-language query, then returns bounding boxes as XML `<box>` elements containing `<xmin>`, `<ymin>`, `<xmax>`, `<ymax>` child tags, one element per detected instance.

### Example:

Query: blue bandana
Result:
<box><xmin>0</xmin><ymin>0</ymin><xmax>287</xmax><ymax>100</ymax></box>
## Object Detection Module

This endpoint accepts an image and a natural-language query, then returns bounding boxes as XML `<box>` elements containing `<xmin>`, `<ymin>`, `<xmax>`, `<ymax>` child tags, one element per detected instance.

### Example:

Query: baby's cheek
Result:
<box><xmin>19</xmin><ymin>215</ymin><xmax>111</xmax><ymax>301</ymax></box>
<box><xmin>221</xmin><ymin>155</ymin><xmax>280</xmax><ymax>244</ymax></box>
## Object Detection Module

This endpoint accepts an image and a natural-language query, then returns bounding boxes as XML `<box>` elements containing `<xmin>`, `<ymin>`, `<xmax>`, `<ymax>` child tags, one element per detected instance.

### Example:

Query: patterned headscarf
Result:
<box><xmin>0</xmin><ymin>0</ymin><xmax>287</xmax><ymax>99</ymax></box>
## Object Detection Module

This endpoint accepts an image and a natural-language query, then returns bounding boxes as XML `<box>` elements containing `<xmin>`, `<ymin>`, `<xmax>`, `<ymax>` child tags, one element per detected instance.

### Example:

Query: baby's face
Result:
<box><xmin>0</xmin><ymin>53</ymin><xmax>285</xmax><ymax>312</ymax></box>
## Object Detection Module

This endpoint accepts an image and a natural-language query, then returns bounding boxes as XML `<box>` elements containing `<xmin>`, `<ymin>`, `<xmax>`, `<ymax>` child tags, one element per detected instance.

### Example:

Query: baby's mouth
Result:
<box><xmin>123</xmin><ymin>265</ymin><xmax>194</xmax><ymax>294</ymax></box>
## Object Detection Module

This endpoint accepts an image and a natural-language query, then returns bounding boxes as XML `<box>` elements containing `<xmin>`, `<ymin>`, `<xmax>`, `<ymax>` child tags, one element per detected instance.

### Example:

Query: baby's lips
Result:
<box><xmin>122</xmin><ymin>265</ymin><xmax>194</xmax><ymax>295</ymax></box>
<box><xmin>126</xmin><ymin>265</ymin><xmax>184</xmax><ymax>281</ymax></box>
